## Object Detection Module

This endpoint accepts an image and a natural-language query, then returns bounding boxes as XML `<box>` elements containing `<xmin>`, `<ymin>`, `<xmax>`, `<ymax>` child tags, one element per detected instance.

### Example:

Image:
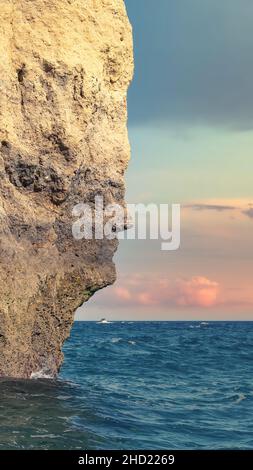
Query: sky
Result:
<box><xmin>76</xmin><ymin>0</ymin><xmax>253</xmax><ymax>321</ymax></box>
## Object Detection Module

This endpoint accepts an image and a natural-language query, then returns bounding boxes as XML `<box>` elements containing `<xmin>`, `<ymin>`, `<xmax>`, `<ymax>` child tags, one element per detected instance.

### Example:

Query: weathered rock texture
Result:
<box><xmin>0</xmin><ymin>0</ymin><xmax>133</xmax><ymax>377</ymax></box>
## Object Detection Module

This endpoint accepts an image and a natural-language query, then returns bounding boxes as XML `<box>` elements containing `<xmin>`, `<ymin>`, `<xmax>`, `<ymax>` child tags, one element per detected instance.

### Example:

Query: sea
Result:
<box><xmin>0</xmin><ymin>321</ymin><xmax>252</xmax><ymax>450</ymax></box>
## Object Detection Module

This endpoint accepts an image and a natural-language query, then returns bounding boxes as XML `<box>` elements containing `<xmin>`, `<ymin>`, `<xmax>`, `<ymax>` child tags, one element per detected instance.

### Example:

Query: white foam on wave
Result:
<box><xmin>235</xmin><ymin>393</ymin><xmax>246</xmax><ymax>404</ymax></box>
<box><xmin>111</xmin><ymin>338</ymin><xmax>121</xmax><ymax>343</ymax></box>
<box><xmin>30</xmin><ymin>368</ymin><xmax>54</xmax><ymax>380</ymax></box>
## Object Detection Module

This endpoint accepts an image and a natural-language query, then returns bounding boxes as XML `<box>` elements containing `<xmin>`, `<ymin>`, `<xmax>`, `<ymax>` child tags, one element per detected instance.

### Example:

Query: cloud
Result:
<box><xmin>85</xmin><ymin>269</ymin><xmax>253</xmax><ymax>315</ymax></box>
<box><xmin>114</xmin><ymin>287</ymin><xmax>132</xmax><ymax>301</ymax></box>
<box><xmin>111</xmin><ymin>274</ymin><xmax>220</xmax><ymax>309</ymax></box>
<box><xmin>174</xmin><ymin>277</ymin><xmax>220</xmax><ymax>308</ymax></box>
<box><xmin>183</xmin><ymin>200</ymin><xmax>253</xmax><ymax>220</ymax></box>
<box><xmin>184</xmin><ymin>203</ymin><xmax>236</xmax><ymax>212</ymax></box>
<box><xmin>243</xmin><ymin>208</ymin><xmax>253</xmax><ymax>219</ymax></box>
<box><xmin>126</xmin><ymin>0</ymin><xmax>253</xmax><ymax>129</ymax></box>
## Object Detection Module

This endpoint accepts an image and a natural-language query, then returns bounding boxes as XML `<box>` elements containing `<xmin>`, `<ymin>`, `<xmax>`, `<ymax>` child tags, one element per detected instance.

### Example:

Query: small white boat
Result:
<box><xmin>97</xmin><ymin>318</ymin><xmax>110</xmax><ymax>324</ymax></box>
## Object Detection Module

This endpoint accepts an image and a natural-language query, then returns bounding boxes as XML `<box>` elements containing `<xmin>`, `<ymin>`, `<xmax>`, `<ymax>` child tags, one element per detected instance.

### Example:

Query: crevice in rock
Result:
<box><xmin>17</xmin><ymin>64</ymin><xmax>26</xmax><ymax>84</ymax></box>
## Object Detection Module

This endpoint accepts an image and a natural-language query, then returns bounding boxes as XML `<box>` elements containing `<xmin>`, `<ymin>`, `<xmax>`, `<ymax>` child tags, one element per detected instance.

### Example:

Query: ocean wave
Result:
<box><xmin>2</xmin><ymin>321</ymin><xmax>252</xmax><ymax>450</ymax></box>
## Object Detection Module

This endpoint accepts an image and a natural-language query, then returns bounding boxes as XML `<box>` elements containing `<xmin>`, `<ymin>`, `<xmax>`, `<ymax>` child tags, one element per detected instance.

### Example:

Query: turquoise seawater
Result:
<box><xmin>0</xmin><ymin>321</ymin><xmax>253</xmax><ymax>449</ymax></box>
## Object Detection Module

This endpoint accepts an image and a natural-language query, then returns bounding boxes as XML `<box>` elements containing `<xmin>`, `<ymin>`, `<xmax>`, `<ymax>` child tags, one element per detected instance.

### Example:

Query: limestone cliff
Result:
<box><xmin>0</xmin><ymin>0</ymin><xmax>133</xmax><ymax>378</ymax></box>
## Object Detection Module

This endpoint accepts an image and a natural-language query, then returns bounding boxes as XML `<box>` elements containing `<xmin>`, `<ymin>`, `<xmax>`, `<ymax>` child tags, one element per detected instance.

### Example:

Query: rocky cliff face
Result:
<box><xmin>0</xmin><ymin>0</ymin><xmax>133</xmax><ymax>378</ymax></box>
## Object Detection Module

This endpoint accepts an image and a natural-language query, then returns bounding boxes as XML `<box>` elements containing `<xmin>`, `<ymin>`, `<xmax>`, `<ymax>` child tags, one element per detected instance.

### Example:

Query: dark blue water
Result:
<box><xmin>0</xmin><ymin>321</ymin><xmax>253</xmax><ymax>449</ymax></box>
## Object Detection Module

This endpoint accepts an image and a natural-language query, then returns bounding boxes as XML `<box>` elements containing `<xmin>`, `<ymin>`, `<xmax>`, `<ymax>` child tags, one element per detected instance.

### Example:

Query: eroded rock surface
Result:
<box><xmin>0</xmin><ymin>0</ymin><xmax>133</xmax><ymax>377</ymax></box>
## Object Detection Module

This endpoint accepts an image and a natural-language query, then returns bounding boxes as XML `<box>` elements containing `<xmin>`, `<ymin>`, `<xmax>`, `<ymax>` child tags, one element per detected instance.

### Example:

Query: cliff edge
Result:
<box><xmin>0</xmin><ymin>0</ymin><xmax>133</xmax><ymax>377</ymax></box>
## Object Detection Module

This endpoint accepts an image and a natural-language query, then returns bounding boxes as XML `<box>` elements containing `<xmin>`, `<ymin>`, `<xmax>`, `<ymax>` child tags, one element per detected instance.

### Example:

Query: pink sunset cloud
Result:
<box><xmin>174</xmin><ymin>277</ymin><xmax>219</xmax><ymax>307</ymax></box>
<box><xmin>112</xmin><ymin>274</ymin><xmax>220</xmax><ymax>309</ymax></box>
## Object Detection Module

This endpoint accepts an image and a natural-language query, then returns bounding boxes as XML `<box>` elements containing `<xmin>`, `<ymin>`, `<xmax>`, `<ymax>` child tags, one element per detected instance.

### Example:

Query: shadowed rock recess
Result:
<box><xmin>0</xmin><ymin>1</ymin><xmax>133</xmax><ymax>378</ymax></box>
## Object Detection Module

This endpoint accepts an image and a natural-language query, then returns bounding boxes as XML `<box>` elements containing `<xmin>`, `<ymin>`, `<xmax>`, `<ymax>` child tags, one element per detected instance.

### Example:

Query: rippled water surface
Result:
<box><xmin>0</xmin><ymin>322</ymin><xmax>253</xmax><ymax>449</ymax></box>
